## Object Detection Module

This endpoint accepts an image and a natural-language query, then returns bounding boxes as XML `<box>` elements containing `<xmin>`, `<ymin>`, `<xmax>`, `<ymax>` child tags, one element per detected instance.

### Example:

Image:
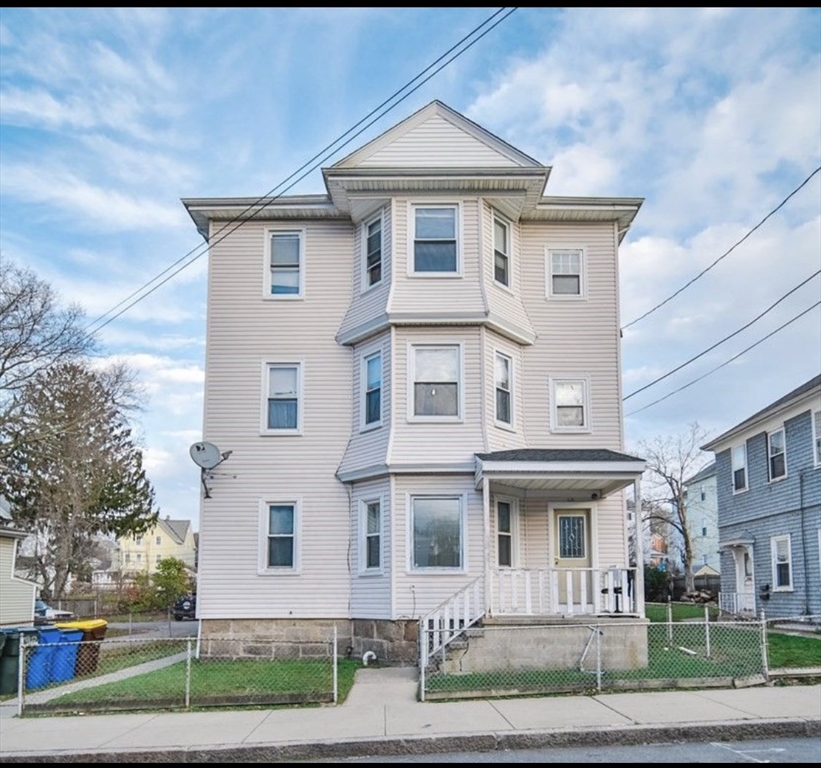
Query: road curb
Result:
<box><xmin>3</xmin><ymin>717</ymin><xmax>819</xmax><ymax>762</ymax></box>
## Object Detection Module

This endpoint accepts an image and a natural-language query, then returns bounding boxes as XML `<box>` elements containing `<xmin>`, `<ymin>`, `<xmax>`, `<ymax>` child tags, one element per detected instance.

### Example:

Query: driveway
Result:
<box><xmin>105</xmin><ymin>618</ymin><xmax>199</xmax><ymax>639</ymax></box>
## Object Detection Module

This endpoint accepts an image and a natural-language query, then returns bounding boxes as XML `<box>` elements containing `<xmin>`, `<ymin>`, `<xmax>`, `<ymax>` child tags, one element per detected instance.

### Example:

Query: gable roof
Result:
<box><xmin>702</xmin><ymin>374</ymin><xmax>821</xmax><ymax>451</ymax></box>
<box><xmin>331</xmin><ymin>100</ymin><xmax>544</xmax><ymax>170</ymax></box>
<box><xmin>157</xmin><ymin>517</ymin><xmax>191</xmax><ymax>545</ymax></box>
<box><xmin>683</xmin><ymin>461</ymin><xmax>716</xmax><ymax>487</ymax></box>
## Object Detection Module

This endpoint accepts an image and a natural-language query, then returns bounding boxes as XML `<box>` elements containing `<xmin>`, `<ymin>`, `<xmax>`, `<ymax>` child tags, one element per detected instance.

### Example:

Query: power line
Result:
<box><xmin>623</xmin><ymin>268</ymin><xmax>821</xmax><ymax>400</ymax></box>
<box><xmin>621</xmin><ymin>166</ymin><xmax>821</xmax><ymax>331</ymax></box>
<box><xmin>624</xmin><ymin>301</ymin><xmax>821</xmax><ymax>417</ymax></box>
<box><xmin>83</xmin><ymin>7</ymin><xmax>519</xmax><ymax>339</ymax></box>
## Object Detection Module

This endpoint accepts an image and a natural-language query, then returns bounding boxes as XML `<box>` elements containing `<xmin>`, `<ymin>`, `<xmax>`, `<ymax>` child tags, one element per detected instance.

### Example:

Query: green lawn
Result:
<box><xmin>644</xmin><ymin>602</ymin><xmax>720</xmax><ymax>623</ymax></box>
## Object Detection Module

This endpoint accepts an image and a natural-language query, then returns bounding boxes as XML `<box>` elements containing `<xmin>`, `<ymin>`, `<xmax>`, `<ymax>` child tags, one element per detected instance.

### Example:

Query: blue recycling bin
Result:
<box><xmin>51</xmin><ymin>629</ymin><xmax>84</xmax><ymax>683</ymax></box>
<box><xmin>26</xmin><ymin>627</ymin><xmax>62</xmax><ymax>690</ymax></box>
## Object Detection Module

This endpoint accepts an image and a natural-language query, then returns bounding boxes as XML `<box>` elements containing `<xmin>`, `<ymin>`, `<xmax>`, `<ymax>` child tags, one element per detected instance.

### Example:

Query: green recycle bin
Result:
<box><xmin>0</xmin><ymin>627</ymin><xmax>40</xmax><ymax>695</ymax></box>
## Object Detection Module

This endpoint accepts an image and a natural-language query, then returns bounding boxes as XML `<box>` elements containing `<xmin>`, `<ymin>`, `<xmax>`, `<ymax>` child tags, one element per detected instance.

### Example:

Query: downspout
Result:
<box><xmin>799</xmin><ymin>469</ymin><xmax>809</xmax><ymax>615</ymax></box>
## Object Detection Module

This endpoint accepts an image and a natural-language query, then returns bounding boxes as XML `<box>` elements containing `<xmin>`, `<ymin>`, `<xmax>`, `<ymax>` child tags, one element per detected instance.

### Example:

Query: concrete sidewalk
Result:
<box><xmin>1</xmin><ymin>667</ymin><xmax>819</xmax><ymax>762</ymax></box>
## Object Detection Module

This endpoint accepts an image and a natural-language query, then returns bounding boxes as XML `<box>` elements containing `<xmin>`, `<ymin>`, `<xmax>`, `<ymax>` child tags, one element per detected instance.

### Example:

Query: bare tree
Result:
<box><xmin>634</xmin><ymin>422</ymin><xmax>712</xmax><ymax>593</ymax></box>
<box><xmin>0</xmin><ymin>256</ymin><xmax>96</xmax><ymax>466</ymax></box>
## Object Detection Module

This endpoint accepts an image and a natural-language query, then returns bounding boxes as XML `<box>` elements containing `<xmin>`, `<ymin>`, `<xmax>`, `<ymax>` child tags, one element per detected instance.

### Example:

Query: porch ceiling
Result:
<box><xmin>475</xmin><ymin>448</ymin><xmax>645</xmax><ymax>499</ymax></box>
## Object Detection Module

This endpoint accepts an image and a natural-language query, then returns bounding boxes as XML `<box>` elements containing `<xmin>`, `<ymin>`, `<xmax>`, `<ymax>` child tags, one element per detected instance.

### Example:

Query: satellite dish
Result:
<box><xmin>189</xmin><ymin>442</ymin><xmax>223</xmax><ymax>470</ymax></box>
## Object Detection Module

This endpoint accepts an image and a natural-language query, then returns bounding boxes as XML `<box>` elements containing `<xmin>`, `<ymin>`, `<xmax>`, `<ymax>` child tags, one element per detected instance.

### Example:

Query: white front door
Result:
<box><xmin>737</xmin><ymin>547</ymin><xmax>755</xmax><ymax>613</ymax></box>
<box><xmin>553</xmin><ymin>508</ymin><xmax>592</xmax><ymax>610</ymax></box>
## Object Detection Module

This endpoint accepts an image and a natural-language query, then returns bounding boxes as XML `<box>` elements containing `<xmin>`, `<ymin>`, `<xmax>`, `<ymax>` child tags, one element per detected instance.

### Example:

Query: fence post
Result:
<box><xmin>17</xmin><ymin>639</ymin><xmax>25</xmax><ymax>717</ymax></box>
<box><xmin>185</xmin><ymin>638</ymin><xmax>192</xmax><ymax>710</ymax></box>
<box><xmin>759</xmin><ymin>610</ymin><xmax>770</xmax><ymax>681</ymax></box>
<box><xmin>595</xmin><ymin>622</ymin><xmax>602</xmax><ymax>693</ymax></box>
<box><xmin>332</xmin><ymin>624</ymin><xmax>338</xmax><ymax>704</ymax></box>
<box><xmin>418</xmin><ymin>623</ymin><xmax>426</xmax><ymax>703</ymax></box>
<box><xmin>704</xmin><ymin>604</ymin><xmax>711</xmax><ymax>658</ymax></box>
<box><xmin>666</xmin><ymin>598</ymin><xmax>673</xmax><ymax>645</ymax></box>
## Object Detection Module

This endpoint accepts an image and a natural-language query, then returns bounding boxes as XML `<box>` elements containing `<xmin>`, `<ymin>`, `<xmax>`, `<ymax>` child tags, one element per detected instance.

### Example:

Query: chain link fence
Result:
<box><xmin>15</xmin><ymin>627</ymin><xmax>340</xmax><ymax>716</ymax></box>
<box><xmin>421</xmin><ymin>615</ymin><xmax>773</xmax><ymax>701</ymax></box>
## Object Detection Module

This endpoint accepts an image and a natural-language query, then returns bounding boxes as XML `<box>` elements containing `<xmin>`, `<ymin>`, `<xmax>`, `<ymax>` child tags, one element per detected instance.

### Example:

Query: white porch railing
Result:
<box><xmin>719</xmin><ymin>592</ymin><xmax>756</xmax><ymax>615</ymax></box>
<box><xmin>490</xmin><ymin>567</ymin><xmax>638</xmax><ymax>617</ymax></box>
<box><xmin>418</xmin><ymin>575</ymin><xmax>485</xmax><ymax>667</ymax></box>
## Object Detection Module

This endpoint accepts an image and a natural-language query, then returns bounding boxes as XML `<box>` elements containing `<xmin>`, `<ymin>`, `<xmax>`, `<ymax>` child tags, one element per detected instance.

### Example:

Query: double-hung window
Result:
<box><xmin>546</xmin><ymin>247</ymin><xmax>585</xmax><ymax>298</ymax></box>
<box><xmin>364</xmin><ymin>215</ymin><xmax>383</xmax><ymax>289</ymax></box>
<box><xmin>768</xmin><ymin>429</ymin><xmax>786</xmax><ymax>481</ymax></box>
<box><xmin>497</xmin><ymin>499</ymin><xmax>514</xmax><ymax>568</ymax></box>
<box><xmin>493</xmin><ymin>217</ymin><xmax>510</xmax><ymax>287</ymax></box>
<box><xmin>411</xmin><ymin>495</ymin><xmax>464</xmax><ymax>570</ymax></box>
<box><xmin>771</xmin><ymin>534</ymin><xmax>792</xmax><ymax>590</ymax></box>
<box><xmin>551</xmin><ymin>377</ymin><xmax>590</xmax><ymax>431</ymax></box>
<box><xmin>732</xmin><ymin>444</ymin><xmax>747</xmax><ymax>492</ymax></box>
<box><xmin>813</xmin><ymin>410</ymin><xmax>821</xmax><ymax>466</ymax></box>
<box><xmin>363</xmin><ymin>351</ymin><xmax>382</xmax><ymax>428</ymax></box>
<box><xmin>265</xmin><ymin>363</ymin><xmax>301</xmax><ymax>433</ymax></box>
<box><xmin>269</xmin><ymin>230</ymin><xmax>303</xmax><ymax>297</ymax></box>
<box><xmin>495</xmin><ymin>351</ymin><xmax>513</xmax><ymax>427</ymax></box>
<box><xmin>412</xmin><ymin>205</ymin><xmax>458</xmax><ymax>274</ymax></box>
<box><xmin>362</xmin><ymin>499</ymin><xmax>381</xmax><ymax>572</ymax></box>
<box><xmin>411</xmin><ymin>344</ymin><xmax>460</xmax><ymax>419</ymax></box>
<box><xmin>265</xmin><ymin>502</ymin><xmax>296</xmax><ymax>570</ymax></box>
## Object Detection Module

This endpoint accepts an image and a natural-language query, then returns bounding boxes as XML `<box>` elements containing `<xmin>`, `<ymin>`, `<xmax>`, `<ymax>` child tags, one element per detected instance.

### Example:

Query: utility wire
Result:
<box><xmin>621</xmin><ymin>166</ymin><xmax>821</xmax><ymax>331</ymax></box>
<box><xmin>623</xmin><ymin>268</ymin><xmax>821</xmax><ymax>400</ymax></box>
<box><xmin>83</xmin><ymin>7</ymin><xmax>518</xmax><ymax>338</ymax></box>
<box><xmin>624</xmin><ymin>301</ymin><xmax>821</xmax><ymax>417</ymax></box>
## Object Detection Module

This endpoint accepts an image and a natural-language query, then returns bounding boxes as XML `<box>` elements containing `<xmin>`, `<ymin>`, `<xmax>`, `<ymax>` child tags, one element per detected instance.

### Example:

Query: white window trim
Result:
<box><xmin>360</xmin><ymin>346</ymin><xmax>383</xmax><ymax>432</ymax></box>
<box><xmin>767</xmin><ymin>428</ymin><xmax>787</xmax><ymax>482</ymax></box>
<box><xmin>812</xmin><ymin>410</ymin><xmax>821</xmax><ymax>468</ymax></box>
<box><xmin>407</xmin><ymin>341</ymin><xmax>464</xmax><ymax>423</ymax></box>
<box><xmin>549</xmin><ymin>375</ymin><xmax>592</xmax><ymax>433</ymax></box>
<box><xmin>264</xmin><ymin>227</ymin><xmax>306</xmax><ymax>300</ymax></box>
<box><xmin>492</xmin><ymin>213</ymin><xmax>513</xmax><ymax>292</ymax></box>
<box><xmin>407</xmin><ymin>492</ymin><xmax>468</xmax><ymax>574</ymax></box>
<box><xmin>770</xmin><ymin>533</ymin><xmax>793</xmax><ymax>592</ymax></box>
<box><xmin>361</xmin><ymin>210</ymin><xmax>384</xmax><ymax>294</ymax></box>
<box><xmin>261</xmin><ymin>361</ymin><xmax>304</xmax><ymax>436</ymax></box>
<box><xmin>408</xmin><ymin>202</ymin><xmax>462</xmax><ymax>278</ymax></box>
<box><xmin>731</xmin><ymin>443</ymin><xmax>748</xmax><ymax>494</ymax></box>
<box><xmin>258</xmin><ymin>498</ymin><xmax>301</xmax><ymax>575</ymax></box>
<box><xmin>495</xmin><ymin>496</ymin><xmax>519</xmax><ymax>568</ymax></box>
<box><xmin>494</xmin><ymin>350</ymin><xmax>515</xmax><ymax>431</ymax></box>
<box><xmin>545</xmin><ymin>246</ymin><xmax>587</xmax><ymax>300</ymax></box>
<box><xmin>359</xmin><ymin>497</ymin><xmax>384</xmax><ymax>575</ymax></box>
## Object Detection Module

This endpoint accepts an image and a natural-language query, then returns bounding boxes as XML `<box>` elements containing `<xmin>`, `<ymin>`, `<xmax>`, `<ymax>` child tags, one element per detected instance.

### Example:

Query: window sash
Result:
<box><xmin>497</xmin><ymin>501</ymin><xmax>512</xmax><ymax>567</ymax></box>
<box><xmin>732</xmin><ymin>445</ymin><xmax>747</xmax><ymax>491</ymax></box>
<box><xmin>768</xmin><ymin>430</ymin><xmax>786</xmax><ymax>479</ymax></box>
<box><xmin>267</xmin><ymin>365</ymin><xmax>299</xmax><ymax>430</ymax></box>
<box><xmin>414</xmin><ymin>207</ymin><xmax>457</xmax><ymax>273</ymax></box>
<box><xmin>494</xmin><ymin>219</ymin><xmax>509</xmax><ymax>286</ymax></box>
<box><xmin>772</xmin><ymin>536</ymin><xmax>791</xmax><ymax>588</ymax></box>
<box><xmin>365</xmin><ymin>218</ymin><xmax>382</xmax><ymax>286</ymax></box>
<box><xmin>554</xmin><ymin>380</ymin><xmax>586</xmax><ymax>428</ymax></box>
<box><xmin>364</xmin><ymin>353</ymin><xmax>382</xmax><ymax>425</ymax></box>
<box><xmin>413</xmin><ymin>346</ymin><xmax>459</xmax><ymax>417</ymax></box>
<box><xmin>365</xmin><ymin>501</ymin><xmax>381</xmax><ymax>570</ymax></box>
<box><xmin>270</xmin><ymin>232</ymin><xmax>301</xmax><ymax>295</ymax></box>
<box><xmin>412</xmin><ymin>497</ymin><xmax>462</xmax><ymax>569</ymax></box>
<box><xmin>495</xmin><ymin>353</ymin><xmax>512</xmax><ymax>425</ymax></box>
<box><xmin>551</xmin><ymin>250</ymin><xmax>582</xmax><ymax>296</ymax></box>
<box><xmin>267</xmin><ymin>504</ymin><xmax>295</xmax><ymax>568</ymax></box>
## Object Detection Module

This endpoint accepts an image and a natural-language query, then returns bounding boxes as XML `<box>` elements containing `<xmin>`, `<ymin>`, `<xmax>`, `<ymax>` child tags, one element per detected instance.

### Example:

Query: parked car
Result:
<box><xmin>34</xmin><ymin>598</ymin><xmax>75</xmax><ymax>624</ymax></box>
<box><xmin>173</xmin><ymin>594</ymin><xmax>196</xmax><ymax>621</ymax></box>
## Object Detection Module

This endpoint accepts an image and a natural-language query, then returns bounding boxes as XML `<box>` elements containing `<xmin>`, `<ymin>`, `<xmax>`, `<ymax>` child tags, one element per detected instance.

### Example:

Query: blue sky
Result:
<box><xmin>1</xmin><ymin>7</ymin><xmax>819</xmax><ymax>531</ymax></box>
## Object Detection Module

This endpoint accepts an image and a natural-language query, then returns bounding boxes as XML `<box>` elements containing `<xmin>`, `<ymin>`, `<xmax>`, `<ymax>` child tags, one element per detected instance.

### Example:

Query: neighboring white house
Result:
<box><xmin>183</xmin><ymin>100</ymin><xmax>647</xmax><ymax>664</ymax></box>
<box><xmin>683</xmin><ymin>461</ymin><xmax>720</xmax><ymax>577</ymax></box>
<box><xmin>0</xmin><ymin>497</ymin><xmax>39</xmax><ymax>627</ymax></box>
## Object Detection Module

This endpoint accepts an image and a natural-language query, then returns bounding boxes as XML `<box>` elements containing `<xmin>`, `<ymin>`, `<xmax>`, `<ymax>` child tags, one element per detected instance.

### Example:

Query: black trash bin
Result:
<box><xmin>0</xmin><ymin>627</ymin><xmax>40</xmax><ymax>695</ymax></box>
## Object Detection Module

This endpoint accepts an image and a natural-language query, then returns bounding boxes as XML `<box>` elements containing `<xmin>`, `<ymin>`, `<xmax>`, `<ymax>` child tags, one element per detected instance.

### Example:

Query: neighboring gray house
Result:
<box><xmin>682</xmin><ymin>461</ymin><xmax>720</xmax><ymax>576</ymax></box>
<box><xmin>184</xmin><ymin>100</ymin><xmax>647</xmax><ymax>664</ymax></box>
<box><xmin>702</xmin><ymin>375</ymin><xmax>821</xmax><ymax>619</ymax></box>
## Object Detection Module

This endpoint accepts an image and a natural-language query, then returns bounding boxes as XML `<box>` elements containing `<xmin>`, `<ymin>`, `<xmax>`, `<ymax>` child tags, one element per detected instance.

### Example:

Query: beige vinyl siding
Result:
<box><xmin>392</xmin><ymin>474</ymin><xmax>482</xmax><ymax>619</ymax></box>
<box><xmin>198</xmin><ymin>218</ymin><xmax>354</xmax><ymax>619</ymax></box>
<box><xmin>391</xmin><ymin>327</ymin><xmax>484</xmax><ymax>464</ymax></box>
<box><xmin>481</xmin><ymin>200</ymin><xmax>535</xmax><ymax>338</ymax></box>
<box><xmin>389</xmin><ymin>199</ymin><xmax>486</xmax><ymax>315</ymax></box>
<box><xmin>0</xmin><ymin>536</ymin><xmax>37</xmax><ymax>626</ymax></box>
<box><xmin>338</xmin><ymin>332</ymin><xmax>392</xmax><ymax>475</ymax></box>
<box><xmin>520</xmin><ymin>221</ymin><xmax>623</xmax><ymax>448</ymax></box>
<box><xmin>358</xmin><ymin>114</ymin><xmax>521</xmax><ymax>168</ymax></box>
<box><xmin>338</xmin><ymin>204</ymin><xmax>391</xmax><ymax>338</ymax></box>
<box><xmin>485</xmin><ymin>329</ymin><xmax>527</xmax><ymax>452</ymax></box>
<box><xmin>350</xmin><ymin>478</ymin><xmax>392</xmax><ymax>618</ymax></box>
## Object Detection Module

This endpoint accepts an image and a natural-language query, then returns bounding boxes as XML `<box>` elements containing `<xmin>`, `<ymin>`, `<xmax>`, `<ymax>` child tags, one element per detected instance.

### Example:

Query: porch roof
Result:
<box><xmin>474</xmin><ymin>448</ymin><xmax>645</xmax><ymax>498</ymax></box>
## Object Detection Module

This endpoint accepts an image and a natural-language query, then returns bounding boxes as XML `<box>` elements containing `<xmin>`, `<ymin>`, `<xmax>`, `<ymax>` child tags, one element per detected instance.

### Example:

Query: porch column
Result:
<box><xmin>483</xmin><ymin>476</ymin><xmax>491</xmax><ymax>615</ymax></box>
<box><xmin>633</xmin><ymin>477</ymin><xmax>645</xmax><ymax>616</ymax></box>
